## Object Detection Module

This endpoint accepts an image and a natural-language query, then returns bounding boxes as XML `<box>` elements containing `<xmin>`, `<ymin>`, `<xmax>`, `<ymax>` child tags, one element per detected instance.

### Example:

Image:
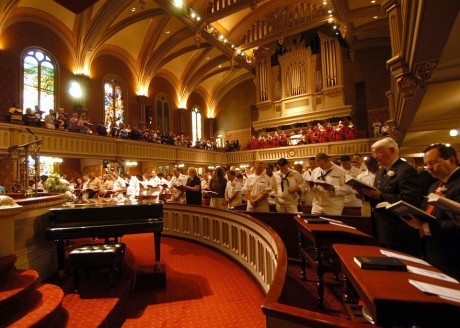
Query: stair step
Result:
<box><xmin>0</xmin><ymin>269</ymin><xmax>39</xmax><ymax>319</ymax></box>
<box><xmin>2</xmin><ymin>283</ymin><xmax>64</xmax><ymax>328</ymax></box>
<box><xmin>0</xmin><ymin>254</ymin><xmax>17</xmax><ymax>285</ymax></box>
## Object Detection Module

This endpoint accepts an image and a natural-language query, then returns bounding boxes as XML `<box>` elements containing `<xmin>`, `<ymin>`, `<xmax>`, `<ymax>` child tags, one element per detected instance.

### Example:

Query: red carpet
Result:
<box><xmin>117</xmin><ymin>234</ymin><xmax>266</xmax><ymax>327</ymax></box>
<box><xmin>48</xmin><ymin>234</ymin><xmax>347</xmax><ymax>327</ymax></box>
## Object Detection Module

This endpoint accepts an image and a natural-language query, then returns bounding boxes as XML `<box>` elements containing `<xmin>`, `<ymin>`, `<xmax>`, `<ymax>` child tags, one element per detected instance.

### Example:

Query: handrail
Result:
<box><xmin>163</xmin><ymin>204</ymin><xmax>368</xmax><ymax>327</ymax></box>
<box><xmin>0</xmin><ymin>123</ymin><xmax>375</xmax><ymax>165</ymax></box>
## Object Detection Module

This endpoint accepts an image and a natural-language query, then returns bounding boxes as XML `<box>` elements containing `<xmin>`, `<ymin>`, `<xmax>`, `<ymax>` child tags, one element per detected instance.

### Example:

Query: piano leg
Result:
<box><xmin>154</xmin><ymin>230</ymin><xmax>161</xmax><ymax>262</ymax></box>
<box><xmin>55</xmin><ymin>239</ymin><xmax>66</xmax><ymax>277</ymax></box>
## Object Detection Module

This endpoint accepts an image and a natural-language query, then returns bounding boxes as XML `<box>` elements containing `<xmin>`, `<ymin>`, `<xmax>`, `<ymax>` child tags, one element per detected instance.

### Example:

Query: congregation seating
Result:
<box><xmin>234</xmin><ymin>206</ymin><xmax>375</xmax><ymax>259</ymax></box>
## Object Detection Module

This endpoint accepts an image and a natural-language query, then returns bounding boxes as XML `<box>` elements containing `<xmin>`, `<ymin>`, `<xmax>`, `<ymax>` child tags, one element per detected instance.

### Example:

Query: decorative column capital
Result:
<box><xmin>397</xmin><ymin>74</ymin><xmax>418</xmax><ymax>98</ymax></box>
<box><xmin>137</xmin><ymin>95</ymin><xmax>148</xmax><ymax>104</ymax></box>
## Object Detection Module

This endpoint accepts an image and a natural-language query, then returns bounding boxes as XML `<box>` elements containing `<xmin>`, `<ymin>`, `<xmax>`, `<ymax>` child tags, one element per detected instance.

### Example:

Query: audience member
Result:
<box><xmin>309</xmin><ymin>153</ymin><xmax>352</xmax><ymax>215</ymax></box>
<box><xmin>402</xmin><ymin>144</ymin><xmax>460</xmax><ymax>280</ymax></box>
<box><xmin>209</xmin><ymin>167</ymin><xmax>227</xmax><ymax>209</ymax></box>
<box><xmin>271</xmin><ymin>158</ymin><xmax>304</xmax><ymax>213</ymax></box>
<box><xmin>242</xmin><ymin>161</ymin><xmax>273</xmax><ymax>212</ymax></box>
<box><xmin>170</xmin><ymin>167</ymin><xmax>188</xmax><ymax>203</ymax></box>
<box><xmin>225</xmin><ymin>170</ymin><xmax>242</xmax><ymax>208</ymax></box>
<box><xmin>184</xmin><ymin>167</ymin><xmax>202</xmax><ymax>205</ymax></box>
<box><xmin>361</xmin><ymin>137</ymin><xmax>422</xmax><ymax>257</ymax></box>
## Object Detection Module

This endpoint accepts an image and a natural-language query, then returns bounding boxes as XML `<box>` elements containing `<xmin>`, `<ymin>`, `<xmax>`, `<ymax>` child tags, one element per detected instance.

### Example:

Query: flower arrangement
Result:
<box><xmin>44</xmin><ymin>174</ymin><xmax>68</xmax><ymax>193</ymax></box>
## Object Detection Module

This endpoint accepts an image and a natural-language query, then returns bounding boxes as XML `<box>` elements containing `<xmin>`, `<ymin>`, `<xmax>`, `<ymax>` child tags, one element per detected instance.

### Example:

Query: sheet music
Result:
<box><xmin>409</xmin><ymin>279</ymin><xmax>460</xmax><ymax>302</ymax></box>
<box><xmin>380</xmin><ymin>249</ymin><xmax>431</xmax><ymax>266</ymax></box>
<box><xmin>407</xmin><ymin>265</ymin><xmax>459</xmax><ymax>283</ymax></box>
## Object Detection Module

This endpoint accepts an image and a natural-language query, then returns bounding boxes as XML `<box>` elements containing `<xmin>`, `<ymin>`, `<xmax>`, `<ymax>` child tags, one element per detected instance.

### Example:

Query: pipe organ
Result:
<box><xmin>252</xmin><ymin>33</ymin><xmax>350</xmax><ymax>131</ymax></box>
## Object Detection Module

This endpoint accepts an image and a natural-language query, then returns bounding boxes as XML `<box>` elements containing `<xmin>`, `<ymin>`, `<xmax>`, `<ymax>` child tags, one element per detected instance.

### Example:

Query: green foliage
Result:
<box><xmin>44</xmin><ymin>174</ymin><xmax>68</xmax><ymax>193</ymax></box>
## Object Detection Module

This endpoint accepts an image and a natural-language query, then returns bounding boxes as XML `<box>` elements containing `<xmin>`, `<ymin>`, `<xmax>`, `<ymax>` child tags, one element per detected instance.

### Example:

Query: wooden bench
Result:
<box><xmin>69</xmin><ymin>243</ymin><xmax>126</xmax><ymax>290</ymax></box>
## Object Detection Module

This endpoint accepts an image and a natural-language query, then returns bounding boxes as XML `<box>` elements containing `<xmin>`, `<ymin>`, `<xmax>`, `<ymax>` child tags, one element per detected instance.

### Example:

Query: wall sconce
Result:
<box><xmin>69</xmin><ymin>81</ymin><xmax>82</xmax><ymax>98</ymax></box>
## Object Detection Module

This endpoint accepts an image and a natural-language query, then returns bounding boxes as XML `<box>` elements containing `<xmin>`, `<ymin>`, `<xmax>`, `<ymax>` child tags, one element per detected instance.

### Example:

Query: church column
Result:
<box><xmin>137</xmin><ymin>95</ymin><xmax>148</xmax><ymax>130</ymax></box>
<box><xmin>207</xmin><ymin>118</ymin><xmax>215</xmax><ymax>139</ymax></box>
<box><xmin>178</xmin><ymin>108</ymin><xmax>187</xmax><ymax>135</ymax></box>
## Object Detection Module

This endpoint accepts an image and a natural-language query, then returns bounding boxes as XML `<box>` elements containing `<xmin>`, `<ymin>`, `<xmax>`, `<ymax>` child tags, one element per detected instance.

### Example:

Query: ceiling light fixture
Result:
<box><xmin>449</xmin><ymin>129</ymin><xmax>458</xmax><ymax>137</ymax></box>
<box><xmin>173</xmin><ymin>0</ymin><xmax>183</xmax><ymax>9</ymax></box>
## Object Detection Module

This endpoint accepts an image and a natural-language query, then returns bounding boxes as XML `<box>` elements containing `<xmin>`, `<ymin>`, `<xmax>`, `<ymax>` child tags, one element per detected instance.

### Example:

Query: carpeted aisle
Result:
<box><xmin>116</xmin><ymin>234</ymin><xmax>266</xmax><ymax>328</ymax></box>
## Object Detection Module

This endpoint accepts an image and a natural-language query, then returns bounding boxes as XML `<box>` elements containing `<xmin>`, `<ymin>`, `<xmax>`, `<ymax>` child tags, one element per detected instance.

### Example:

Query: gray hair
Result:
<box><xmin>372</xmin><ymin>137</ymin><xmax>399</xmax><ymax>153</ymax></box>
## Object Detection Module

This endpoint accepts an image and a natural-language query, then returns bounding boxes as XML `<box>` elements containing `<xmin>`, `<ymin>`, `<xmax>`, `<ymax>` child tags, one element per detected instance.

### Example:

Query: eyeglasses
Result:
<box><xmin>372</xmin><ymin>148</ymin><xmax>386</xmax><ymax>156</ymax></box>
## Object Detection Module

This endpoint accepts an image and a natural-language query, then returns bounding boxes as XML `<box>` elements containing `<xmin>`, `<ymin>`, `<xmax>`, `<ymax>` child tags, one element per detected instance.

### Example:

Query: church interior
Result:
<box><xmin>1</xmin><ymin>0</ymin><xmax>460</xmax><ymax>327</ymax></box>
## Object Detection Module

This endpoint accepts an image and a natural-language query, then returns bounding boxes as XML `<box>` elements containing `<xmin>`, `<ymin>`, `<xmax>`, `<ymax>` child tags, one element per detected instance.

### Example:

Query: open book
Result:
<box><xmin>376</xmin><ymin>200</ymin><xmax>436</xmax><ymax>221</ymax></box>
<box><xmin>426</xmin><ymin>193</ymin><xmax>460</xmax><ymax>215</ymax></box>
<box><xmin>345</xmin><ymin>177</ymin><xmax>377</xmax><ymax>190</ymax></box>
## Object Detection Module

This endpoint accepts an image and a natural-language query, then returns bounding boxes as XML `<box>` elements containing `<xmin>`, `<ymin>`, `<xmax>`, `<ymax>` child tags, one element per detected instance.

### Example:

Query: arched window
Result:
<box><xmin>23</xmin><ymin>49</ymin><xmax>55</xmax><ymax>112</ymax></box>
<box><xmin>191</xmin><ymin>106</ymin><xmax>202</xmax><ymax>145</ymax></box>
<box><xmin>155</xmin><ymin>94</ymin><xmax>170</xmax><ymax>134</ymax></box>
<box><xmin>104</xmin><ymin>77</ymin><xmax>125</xmax><ymax>131</ymax></box>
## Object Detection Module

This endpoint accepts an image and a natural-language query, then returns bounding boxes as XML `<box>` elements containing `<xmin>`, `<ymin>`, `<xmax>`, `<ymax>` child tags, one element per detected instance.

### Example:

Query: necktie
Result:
<box><xmin>320</xmin><ymin>169</ymin><xmax>332</xmax><ymax>181</ymax></box>
<box><xmin>420</xmin><ymin>181</ymin><xmax>445</xmax><ymax>238</ymax></box>
<box><xmin>281</xmin><ymin>171</ymin><xmax>290</xmax><ymax>192</ymax></box>
<box><xmin>425</xmin><ymin>181</ymin><xmax>446</xmax><ymax>215</ymax></box>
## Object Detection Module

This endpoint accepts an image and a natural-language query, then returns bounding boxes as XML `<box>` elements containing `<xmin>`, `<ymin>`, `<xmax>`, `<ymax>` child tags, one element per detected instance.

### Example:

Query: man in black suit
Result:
<box><xmin>402</xmin><ymin>144</ymin><xmax>460</xmax><ymax>280</ymax></box>
<box><xmin>361</xmin><ymin>137</ymin><xmax>422</xmax><ymax>257</ymax></box>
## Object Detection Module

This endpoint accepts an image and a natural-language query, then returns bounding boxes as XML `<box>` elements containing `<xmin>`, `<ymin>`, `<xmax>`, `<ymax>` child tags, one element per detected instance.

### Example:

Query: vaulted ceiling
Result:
<box><xmin>1</xmin><ymin>0</ymin><xmax>389</xmax><ymax>107</ymax></box>
<box><xmin>2</xmin><ymin>0</ymin><xmax>460</xmax><ymax>154</ymax></box>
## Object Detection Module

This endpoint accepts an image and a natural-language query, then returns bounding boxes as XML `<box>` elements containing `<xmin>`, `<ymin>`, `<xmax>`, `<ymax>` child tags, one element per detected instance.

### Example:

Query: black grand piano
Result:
<box><xmin>45</xmin><ymin>202</ymin><xmax>163</xmax><ymax>273</ymax></box>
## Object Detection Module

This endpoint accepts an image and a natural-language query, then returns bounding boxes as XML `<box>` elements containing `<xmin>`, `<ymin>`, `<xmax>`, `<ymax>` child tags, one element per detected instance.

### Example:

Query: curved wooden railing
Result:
<box><xmin>163</xmin><ymin>204</ymin><xmax>367</xmax><ymax>327</ymax></box>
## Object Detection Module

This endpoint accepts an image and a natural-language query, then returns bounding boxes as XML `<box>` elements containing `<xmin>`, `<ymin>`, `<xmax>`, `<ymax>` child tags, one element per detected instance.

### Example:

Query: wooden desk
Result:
<box><xmin>333</xmin><ymin>244</ymin><xmax>460</xmax><ymax>326</ymax></box>
<box><xmin>294</xmin><ymin>216</ymin><xmax>373</xmax><ymax>307</ymax></box>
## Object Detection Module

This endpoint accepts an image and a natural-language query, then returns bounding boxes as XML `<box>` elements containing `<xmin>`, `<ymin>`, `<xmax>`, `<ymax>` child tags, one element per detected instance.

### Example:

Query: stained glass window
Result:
<box><xmin>104</xmin><ymin>78</ymin><xmax>125</xmax><ymax>131</ymax></box>
<box><xmin>23</xmin><ymin>49</ymin><xmax>55</xmax><ymax>112</ymax></box>
<box><xmin>192</xmin><ymin>107</ymin><xmax>202</xmax><ymax>145</ymax></box>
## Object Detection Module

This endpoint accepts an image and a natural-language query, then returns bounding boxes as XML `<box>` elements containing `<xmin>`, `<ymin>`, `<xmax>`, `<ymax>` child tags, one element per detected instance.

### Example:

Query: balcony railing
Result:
<box><xmin>0</xmin><ymin>123</ymin><xmax>375</xmax><ymax>165</ymax></box>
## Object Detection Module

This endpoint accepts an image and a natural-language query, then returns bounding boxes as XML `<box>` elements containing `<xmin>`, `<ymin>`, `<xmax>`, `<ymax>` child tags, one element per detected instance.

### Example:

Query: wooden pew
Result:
<box><xmin>235</xmin><ymin>210</ymin><xmax>375</xmax><ymax>259</ymax></box>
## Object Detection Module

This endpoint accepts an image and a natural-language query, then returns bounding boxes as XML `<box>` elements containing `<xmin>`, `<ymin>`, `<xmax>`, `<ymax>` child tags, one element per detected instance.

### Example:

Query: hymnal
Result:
<box><xmin>426</xmin><ymin>193</ymin><xmax>460</xmax><ymax>215</ymax></box>
<box><xmin>345</xmin><ymin>177</ymin><xmax>377</xmax><ymax>190</ymax></box>
<box><xmin>354</xmin><ymin>256</ymin><xmax>407</xmax><ymax>271</ymax></box>
<box><xmin>376</xmin><ymin>200</ymin><xmax>436</xmax><ymax>221</ymax></box>
<box><xmin>303</xmin><ymin>218</ymin><xmax>329</xmax><ymax>224</ymax></box>
<box><xmin>203</xmin><ymin>190</ymin><xmax>219</xmax><ymax>196</ymax></box>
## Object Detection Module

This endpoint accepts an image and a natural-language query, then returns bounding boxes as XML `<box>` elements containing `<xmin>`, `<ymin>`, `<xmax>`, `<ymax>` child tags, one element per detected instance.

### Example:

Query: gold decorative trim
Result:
<box><xmin>398</xmin><ymin>74</ymin><xmax>418</xmax><ymax>98</ymax></box>
<box><xmin>415</xmin><ymin>61</ymin><xmax>437</xmax><ymax>85</ymax></box>
<box><xmin>323</xmin><ymin>87</ymin><xmax>342</xmax><ymax>97</ymax></box>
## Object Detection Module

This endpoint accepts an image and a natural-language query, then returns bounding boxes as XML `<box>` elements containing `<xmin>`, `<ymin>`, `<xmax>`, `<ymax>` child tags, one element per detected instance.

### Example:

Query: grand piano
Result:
<box><xmin>45</xmin><ymin>202</ymin><xmax>163</xmax><ymax>273</ymax></box>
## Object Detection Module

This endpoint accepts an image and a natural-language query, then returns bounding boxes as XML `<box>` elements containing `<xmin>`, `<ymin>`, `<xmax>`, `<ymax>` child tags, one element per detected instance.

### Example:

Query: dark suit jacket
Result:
<box><xmin>372</xmin><ymin>158</ymin><xmax>422</xmax><ymax>256</ymax></box>
<box><xmin>424</xmin><ymin>168</ymin><xmax>460</xmax><ymax>280</ymax></box>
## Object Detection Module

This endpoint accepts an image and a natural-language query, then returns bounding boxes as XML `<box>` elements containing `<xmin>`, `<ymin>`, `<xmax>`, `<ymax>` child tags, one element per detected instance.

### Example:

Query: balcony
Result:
<box><xmin>0</xmin><ymin>123</ymin><xmax>376</xmax><ymax>165</ymax></box>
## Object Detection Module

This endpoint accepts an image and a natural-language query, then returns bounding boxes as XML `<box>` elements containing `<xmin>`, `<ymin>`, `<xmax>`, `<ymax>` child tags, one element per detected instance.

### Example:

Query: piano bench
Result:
<box><xmin>69</xmin><ymin>243</ymin><xmax>126</xmax><ymax>291</ymax></box>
